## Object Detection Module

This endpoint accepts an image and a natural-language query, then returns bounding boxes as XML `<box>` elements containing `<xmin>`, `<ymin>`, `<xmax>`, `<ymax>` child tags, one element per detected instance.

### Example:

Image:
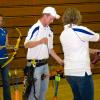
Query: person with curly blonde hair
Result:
<box><xmin>60</xmin><ymin>8</ymin><xmax>100</xmax><ymax>100</ymax></box>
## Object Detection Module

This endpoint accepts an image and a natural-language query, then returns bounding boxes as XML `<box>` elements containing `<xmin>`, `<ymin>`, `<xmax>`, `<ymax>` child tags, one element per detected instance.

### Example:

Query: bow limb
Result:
<box><xmin>1</xmin><ymin>28</ymin><xmax>22</xmax><ymax>68</ymax></box>
<box><xmin>15</xmin><ymin>28</ymin><xmax>22</xmax><ymax>50</ymax></box>
<box><xmin>2</xmin><ymin>52</ymin><xmax>17</xmax><ymax>68</ymax></box>
<box><xmin>15</xmin><ymin>28</ymin><xmax>22</xmax><ymax>37</ymax></box>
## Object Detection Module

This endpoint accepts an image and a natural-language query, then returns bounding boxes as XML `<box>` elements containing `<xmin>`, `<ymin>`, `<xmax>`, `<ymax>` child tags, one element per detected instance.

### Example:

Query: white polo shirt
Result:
<box><xmin>60</xmin><ymin>24</ymin><xmax>99</xmax><ymax>76</ymax></box>
<box><xmin>24</xmin><ymin>20</ymin><xmax>53</xmax><ymax>60</ymax></box>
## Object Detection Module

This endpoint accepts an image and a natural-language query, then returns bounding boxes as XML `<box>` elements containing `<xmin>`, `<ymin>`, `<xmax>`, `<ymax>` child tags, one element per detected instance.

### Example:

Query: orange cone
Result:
<box><xmin>15</xmin><ymin>89</ymin><xmax>20</xmax><ymax>100</ymax></box>
<box><xmin>54</xmin><ymin>96</ymin><xmax>57</xmax><ymax>100</ymax></box>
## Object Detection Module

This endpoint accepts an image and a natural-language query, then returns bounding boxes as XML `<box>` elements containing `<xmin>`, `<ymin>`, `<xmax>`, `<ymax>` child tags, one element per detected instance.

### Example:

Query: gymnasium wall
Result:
<box><xmin>0</xmin><ymin>0</ymin><xmax>100</xmax><ymax>78</ymax></box>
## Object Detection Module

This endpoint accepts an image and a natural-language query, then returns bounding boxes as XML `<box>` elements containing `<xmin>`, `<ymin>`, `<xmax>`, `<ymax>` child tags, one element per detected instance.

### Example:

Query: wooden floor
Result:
<box><xmin>0</xmin><ymin>74</ymin><xmax>100</xmax><ymax>100</ymax></box>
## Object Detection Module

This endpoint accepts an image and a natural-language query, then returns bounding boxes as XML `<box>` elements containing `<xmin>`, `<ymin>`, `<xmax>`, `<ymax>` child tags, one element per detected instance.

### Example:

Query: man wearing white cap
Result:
<box><xmin>24</xmin><ymin>7</ymin><xmax>63</xmax><ymax>100</ymax></box>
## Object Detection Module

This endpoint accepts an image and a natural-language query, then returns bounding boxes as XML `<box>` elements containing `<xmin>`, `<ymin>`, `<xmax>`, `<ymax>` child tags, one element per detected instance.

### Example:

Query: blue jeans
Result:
<box><xmin>0</xmin><ymin>59</ymin><xmax>11</xmax><ymax>100</ymax></box>
<box><xmin>66</xmin><ymin>73</ymin><xmax>94</xmax><ymax>100</ymax></box>
<box><xmin>28</xmin><ymin>64</ymin><xmax>49</xmax><ymax>100</ymax></box>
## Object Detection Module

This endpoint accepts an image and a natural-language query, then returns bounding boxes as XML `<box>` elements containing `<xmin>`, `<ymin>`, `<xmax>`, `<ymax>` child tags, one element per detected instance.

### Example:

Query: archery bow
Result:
<box><xmin>2</xmin><ymin>28</ymin><xmax>22</xmax><ymax>68</ymax></box>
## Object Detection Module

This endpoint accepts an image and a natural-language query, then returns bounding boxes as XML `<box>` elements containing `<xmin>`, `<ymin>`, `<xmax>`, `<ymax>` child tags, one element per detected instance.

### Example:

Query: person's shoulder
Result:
<box><xmin>29</xmin><ymin>22</ymin><xmax>40</xmax><ymax>33</ymax></box>
<box><xmin>30</xmin><ymin>22</ymin><xmax>40</xmax><ymax>29</ymax></box>
<box><xmin>74</xmin><ymin>25</ymin><xmax>88</xmax><ymax>30</ymax></box>
<box><xmin>0</xmin><ymin>28</ymin><xmax>7</xmax><ymax>34</ymax></box>
<box><xmin>73</xmin><ymin>25</ymin><xmax>95</xmax><ymax>36</ymax></box>
<box><xmin>60</xmin><ymin>29</ymin><xmax>67</xmax><ymax>38</ymax></box>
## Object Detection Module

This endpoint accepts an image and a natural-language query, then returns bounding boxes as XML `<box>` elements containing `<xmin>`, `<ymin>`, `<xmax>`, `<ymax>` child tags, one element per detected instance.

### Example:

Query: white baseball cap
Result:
<box><xmin>42</xmin><ymin>7</ymin><xmax>60</xmax><ymax>19</ymax></box>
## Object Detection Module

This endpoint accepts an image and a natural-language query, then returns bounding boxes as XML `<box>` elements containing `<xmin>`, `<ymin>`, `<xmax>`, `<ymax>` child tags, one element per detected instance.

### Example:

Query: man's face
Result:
<box><xmin>0</xmin><ymin>16</ymin><xmax>3</xmax><ymax>26</ymax></box>
<box><xmin>44</xmin><ymin>14</ymin><xmax>55</xmax><ymax>25</ymax></box>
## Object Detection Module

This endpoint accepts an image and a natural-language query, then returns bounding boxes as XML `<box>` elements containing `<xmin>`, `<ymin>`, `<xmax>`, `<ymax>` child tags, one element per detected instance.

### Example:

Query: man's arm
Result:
<box><xmin>24</xmin><ymin>37</ymin><xmax>48</xmax><ymax>48</ymax></box>
<box><xmin>49</xmin><ymin>49</ymin><xmax>64</xmax><ymax>65</ymax></box>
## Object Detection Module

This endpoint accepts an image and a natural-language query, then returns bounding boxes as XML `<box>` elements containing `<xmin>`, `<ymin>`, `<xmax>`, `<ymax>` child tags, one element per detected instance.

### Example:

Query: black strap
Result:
<box><xmin>27</xmin><ymin>59</ymin><xmax>48</xmax><ymax>67</ymax></box>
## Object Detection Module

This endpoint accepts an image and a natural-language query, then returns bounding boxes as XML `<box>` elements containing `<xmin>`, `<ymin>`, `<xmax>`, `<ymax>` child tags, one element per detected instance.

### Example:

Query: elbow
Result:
<box><xmin>49</xmin><ymin>49</ymin><xmax>54</xmax><ymax>56</ymax></box>
<box><xmin>24</xmin><ymin>43</ymin><xmax>28</xmax><ymax>48</ymax></box>
<box><xmin>24</xmin><ymin>42</ymin><xmax>34</xmax><ymax>48</ymax></box>
<box><xmin>24</xmin><ymin>42</ymin><xmax>30</xmax><ymax>48</ymax></box>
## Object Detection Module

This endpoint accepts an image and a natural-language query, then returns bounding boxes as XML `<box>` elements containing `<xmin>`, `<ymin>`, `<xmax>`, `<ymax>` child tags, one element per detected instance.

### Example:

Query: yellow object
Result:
<box><xmin>31</xmin><ymin>59</ymin><xmax>36</xmax><ymax>65</ymax></box>
<box><xmin>15</xmin><ymin>70</ymin><xmax>17</xmax><ymax>76</ymax></box>
<box><xmin>15</xmin><ymin>38</ymin><xmax>20</xmax><ymax>49</ymax></box>
<box><xmin>1</xmin><ymin>28</ymin><xmax>22</xmax><ymax>68</ymax></box>
<box><xmin>8</xmin><ymin>71</ymin><xmax>11</xmax><ymax>77</ymax></box>
<box><xmin>2</xmin><ymin>52</ymin><xmax>17</xmax><ymax>68</ymax></box>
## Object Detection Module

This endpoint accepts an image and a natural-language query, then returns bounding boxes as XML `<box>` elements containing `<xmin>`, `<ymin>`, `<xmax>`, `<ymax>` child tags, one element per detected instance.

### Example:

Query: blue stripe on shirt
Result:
<box><xmin>30</xmin><ymin>26</ymin><xmax>39</xmax><ymax>40</ymax></box>
<box><xmin>72</xmin><ymin>28</ymin><xmax>94</xmax><ymax>35</ymax></box>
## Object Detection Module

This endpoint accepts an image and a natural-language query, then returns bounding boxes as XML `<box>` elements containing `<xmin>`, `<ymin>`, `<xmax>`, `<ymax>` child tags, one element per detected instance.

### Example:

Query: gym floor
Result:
<box><xmin>0</xmin><ymin>74</ymin><xmax>100</xmax><ymax>100</ymax></box>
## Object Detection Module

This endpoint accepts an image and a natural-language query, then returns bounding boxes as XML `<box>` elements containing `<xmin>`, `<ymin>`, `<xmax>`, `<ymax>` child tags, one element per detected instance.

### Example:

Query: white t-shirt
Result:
<box><xmin>60</xmin><ymin>24</ymin><xmax>99</xmax><ymax>76</ymax></box>
<box><xmin>24</xmin><ymin>20</ymin><xmax>53</xmax><ymax>60</ymax></box>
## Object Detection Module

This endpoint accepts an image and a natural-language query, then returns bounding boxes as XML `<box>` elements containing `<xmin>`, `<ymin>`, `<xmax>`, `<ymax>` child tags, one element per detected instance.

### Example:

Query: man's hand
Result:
<box><xmin>91</xmin><ymin>52</ymin><xmax>100</xmax><ymax>64</ymax></box>
<box><xmin>49</xmin><ymin>49</ymin><xmax>64</xmax><ymax>66</ymax></box>
<box><xmin>59</xmin><ymin>59</ymin><xmax>64</xmax><ymax>66</ymax></box>
<box><xmin>0</xmin><ymin>45</ymin><xmax>3</xmax><ymax>50</ymax></box>
<box><xmin>40</xmin><ymin>37</ymin><xmax>48</xmax><ymax>44</ymax></box>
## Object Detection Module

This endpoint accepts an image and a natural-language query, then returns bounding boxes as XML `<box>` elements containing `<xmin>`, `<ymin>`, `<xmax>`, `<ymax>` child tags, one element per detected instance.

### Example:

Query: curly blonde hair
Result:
<box><xmin>62</xmin><ymin>8</ymin><xmax>82</xmax><ymax>25</ymax></box>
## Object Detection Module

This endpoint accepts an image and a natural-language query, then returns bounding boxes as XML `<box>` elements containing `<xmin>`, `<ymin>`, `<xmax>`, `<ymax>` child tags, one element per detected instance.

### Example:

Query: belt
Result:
<box><xmin>35</xmin><ymin>59</ymin><xmax>48</xmax><ymax>63</ymax></box>
<box><xmin>28</xmin><ymin>59</ymin><xmax>48</xmax><ymax>67</ymax></box>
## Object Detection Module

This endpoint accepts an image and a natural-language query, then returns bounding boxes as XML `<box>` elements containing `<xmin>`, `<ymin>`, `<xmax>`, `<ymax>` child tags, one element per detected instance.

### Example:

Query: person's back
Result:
<box><xmin>60</xmin><ymin>24</ymin><xmax>91</xmax><ymax>70</ymax></box>
<box><xmin>60</xmin><ymin>8</ymin><xmax>99</xmax><ymax>76</ymax></box>
<box><xmin>60</xmin><ymin>8</ymin><xmax>100</xmax><ymax>100</ymax></box>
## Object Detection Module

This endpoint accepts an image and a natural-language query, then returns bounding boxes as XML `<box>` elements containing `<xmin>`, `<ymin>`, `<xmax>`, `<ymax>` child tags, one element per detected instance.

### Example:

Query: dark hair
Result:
<box><xmin>62</xmin><ymin>8</ymin><xmax>82</xmax><ymax>25</ymax></box>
